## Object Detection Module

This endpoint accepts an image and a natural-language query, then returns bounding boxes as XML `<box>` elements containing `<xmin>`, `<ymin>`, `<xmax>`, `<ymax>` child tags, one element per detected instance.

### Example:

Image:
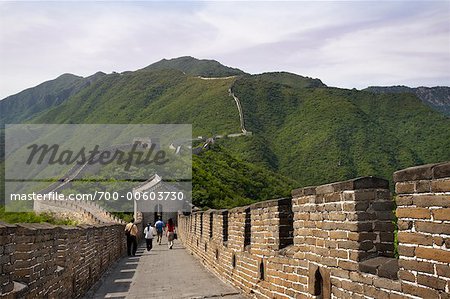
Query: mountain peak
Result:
<box><xmin>142</xmin><ymin>56</ymin><xmax>246</xmax><ymax>77</ymax></box>
<box><xmin>56</xmin><ymin>73</ymin><xmax>83</xmax><ymax>82</ymax></box>
<box><xmin>255</xmin><ymin>71</ymin><xmax>326</xmax><ymax>88</ymax></box>
<box><xmin>85</xmin><ymin>71</ymin><xmax>107</xmax><ymax>80</ymax></box>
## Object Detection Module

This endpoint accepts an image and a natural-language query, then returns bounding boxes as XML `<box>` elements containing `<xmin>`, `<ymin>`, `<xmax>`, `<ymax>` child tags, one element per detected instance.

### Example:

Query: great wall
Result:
<box><xmin>1</xmin><ymin>161</ymin><xmax>449</xmax><ymax>298</ymax></box>
<box><xmin>0</xmin><ymin>211</ymin><xmax>144</xmax><ymax>298</ymax></box>
<box><xmin>177</xmin><ymin>162</ymin><xmax>450</xmax><ymax>299</ymax></box>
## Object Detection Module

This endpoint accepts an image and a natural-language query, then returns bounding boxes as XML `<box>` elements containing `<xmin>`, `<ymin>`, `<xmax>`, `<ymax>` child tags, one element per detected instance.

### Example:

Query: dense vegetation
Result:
<box><xmin>364</xmin><ymin>85</ymin><xmax>450</xmax><ymax>116</ymax></box>
<box><xmin>192</xmin><ymin>144</ymin><xmax>296</xmax><ymax>209</ymax></box>
<box><xmin>1</xmin><ymin>57</ymin><xmax>449</xmax><ymax>215</ymax></box>
<box><xmin>231</xmin><ymin>76</ymin><xmax>450</xmax><ymax>188</ymax></box>
<box><xmin>0</xmin><ymin>206</ymin><xmax>76</xmax><ymax>225</ymax></box>
<box><xmin>143</xmin><ymin>56</ymin><xmax>245</xmax><ymax>77</ymax></box>
<box><xmin>0</xmin><ymin>72</ymin><xmax>106</xmax><ymax>124</ymax></box>
<box><xmin>30</xmin><ymin>69</ymin><xmax>241</xmax><ymax>137</ymax></box>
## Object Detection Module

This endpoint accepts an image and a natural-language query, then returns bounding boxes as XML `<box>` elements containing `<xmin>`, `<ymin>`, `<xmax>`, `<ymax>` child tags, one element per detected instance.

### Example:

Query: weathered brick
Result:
<box><xmin>433</xmin><ymin>163</ymin><xmax>450</xmax><ymax>179</ymax></box>
<box><xmin>1</xmin><ymin>281</ymin><xmax>14</xmax><ymax>294</ymax></box>
<box><xmin>436</xmin><ymin>264</ymin><xmax>450</xmax><ymax>278</ymax></box>
<box><xmin>348</xmin><ymin>232</ymin><xmax>377</xmax><ymax>241</ymax></box>
<box><xmin>394</xmin><ymin>163</ymin><xmax>435</xmax><ymax>182</ymax></box>
<box><xmin>414</xmin><ymin>195</ymin><xmax>450</xmax><ymax>207</ymax></box>
<box><xmin>349</xmin><ymin>251</ymin><xmax>374</xmax><ymax>261</ymax></box>
<box><xmin>378</xmin><ymin>259</ymin><xmax>399</xmax><ymax>280</ymax></box>
<box><xmin>328</xmin><ymin>249</ymin><xmax>347</xmax><ymax>259</ymax></box>
<box><xmin>338</xmin><ymin>260</ymin><xmax>358</xmax><ymax>271</ymax></box>
<box><xmin>398</xmin><ymin>270</ymin><xmax>415</xmax><ymax>282</ymax></box>
<box><xmin>396</xmin><ymin>195</ymin><xmax>413</xmax><ymax>206</ymax></box>
<box><xmin>397</xmin><ymin>232</ymin><xmax>433</xmax><ymax>246</ymax></box>
<box><xmin>341</xmin><ymin>279</ymin><xmax>363</xmax><ymax>294</ymax></box>
<box><xmin>396</xmin><ymin>182</ymin><xmax>415</xmax><ymax>194</ymax></box>
<box><xmin>417</xmin><ymin>274</ymin><xmax>447</xmax><ymax>290</ymax></box>
<box><xmin>416</xmin><ymin>247</ymin><xmax>450</xmax><ymax>263</ymax></box>
<box><xmin>178</xmin><ymin>171</ymin><xmax>450</xmax><ymax>299</ymax></box>
<box><xmin>415</xmin><ymin>222</ymin><xmax>450</xmax><ymax>235</ymax></box>
<box><xmin>431</xmin><ymin>179</ymin><xmax>450</xmax><ymax>192</ymax></box>
<box><xmin>324</xmin><ymin>193</ymin><xmax>341</xmax><ymax>203</ymax></box>
<box><xmin>331</xmin><ymin>268</ymin><xmax>350</xmax><ymax>279</ymax></box>
<box><xmin>353</xmin><ymin>190</ymin><xmax>376</xmax><ymax>201</ymax></box>
<box><xmin>397</xmin><ymin>245</ymin><xmax>415</xmax><ymax>257</ymax></box>
<box><xmin>396</xmin><ymin>207</ymin><xmax>430</xmax><ymax>219</ymax></box>
<box><xmin>399</xmin><ymin>259</ymin><xmax>434</xmax><ymax>273</ymax></box>
<box><xmin>433</xmin><ymin>236</ymin><xmax>445</xmax><ymax>246</ymax></box>
<box><xmin>373</xmin><ymin>277</ymin><xmax>401</xmax><ymax>291</ymax></box>
<box><xmin>363</xmin><ymin>284</ymin><xmax>390</xmax><ymax>298</ymax></box>
<box><xmin>371</xmin><ymin>201</ymin><xmax>395</xmax><ymax>211</ymax></box>
<box><xmin>397</xmin><ymin>220</ymin><xmax>413</xmax><ymax>230</ymax></box>
<box><xmin>332</xmin><ymin>287</ymin><xmax>345</xmax><ymax>298</ymax></box>
<box><xmin>329</xmin><ymin>231</ymin><xmax>347</xmax><ymax>240</ymax></box>
<box><xmin>389</xmin><ymin>292</ymin><xmax>408</xmax><ymax>299</ymax></box>
<box><xmin>432</xmin><ymin>208</ymin><xmax>450</xmax><ymax>221</ymax></box>
<box><xmin>374</xmin><ymin>221</ymin><xmax>396</xmax><ymax>232</ymax></box>
<box><xmin>415</xmin><ymin>180</ymin><xmax>431</xmax><ymax>193</ymax></box>
<box><xmin>402</xmin><ymin>282</ymin><xmax>440</xmax><ymax>298</ymax></box>
<box><xmin>343</xmin><ymin>201</ymin><xmax>370</xmax><ymax>212</ymax></box>
<box><xmin>349</xmin><ymin>272</ymin><xmax>373</xmax><ymax>285</ymax></box>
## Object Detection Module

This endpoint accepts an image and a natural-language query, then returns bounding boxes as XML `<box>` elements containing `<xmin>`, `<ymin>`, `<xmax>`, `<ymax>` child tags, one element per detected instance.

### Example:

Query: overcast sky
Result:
<box><xmin>0</xmin><ymin>1</ymin><xmax>449</xmax><ymax>99</ymax></box>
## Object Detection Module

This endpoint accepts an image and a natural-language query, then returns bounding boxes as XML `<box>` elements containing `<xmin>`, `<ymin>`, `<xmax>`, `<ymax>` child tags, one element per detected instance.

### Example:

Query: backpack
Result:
<box><xmin>125</xmin><ymin>224</ymin><xmax>134</xmax><ymax>237</ymax></box>
<box><xmin>155</xmin><ymin>221</ymin><xmax>164</xmax><ymax>230</ymax></box>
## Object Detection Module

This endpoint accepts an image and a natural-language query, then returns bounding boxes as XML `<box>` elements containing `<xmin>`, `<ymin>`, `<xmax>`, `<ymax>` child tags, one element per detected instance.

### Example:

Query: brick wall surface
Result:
<box><xmin>179</xmin><ymin>162</ymin><xmax>450</xmax><ymax>299</ymax></box>
<box><xmin>0</xmin><ymin>216</ymin><xmax>143</xmax><ymax>298</ymax></box>
<box><xmin>394</xmin><ymin>162</ymin><xmax>450</xmax><ymax>299</ymax></box>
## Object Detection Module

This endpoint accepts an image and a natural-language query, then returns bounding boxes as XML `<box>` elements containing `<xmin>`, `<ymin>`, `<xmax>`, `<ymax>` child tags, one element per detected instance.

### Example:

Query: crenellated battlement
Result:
<box><xmin>0</xmin><ymin>216</ymin><xmax>143</xmax><ymax>298</ymax></box>
<box><xmin>178</xmin><ymin>162</ymin><xmax>450</xmax><ymax>298</ymax></box>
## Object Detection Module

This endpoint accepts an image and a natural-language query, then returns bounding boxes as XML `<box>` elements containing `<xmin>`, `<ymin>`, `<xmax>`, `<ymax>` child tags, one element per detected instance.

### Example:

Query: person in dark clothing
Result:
<box><xmin>125</xmin><ymin>218</ymin><xmax>138</xmax><ymax>256</ymax></box>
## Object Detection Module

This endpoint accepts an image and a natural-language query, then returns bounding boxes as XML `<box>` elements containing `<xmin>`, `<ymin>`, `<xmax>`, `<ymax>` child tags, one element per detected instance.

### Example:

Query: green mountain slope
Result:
<box><xmin>142</xmin><ymin>56</ymin><xmax>246</xmax><ymax>77</ymax></box>
<box><xmin>193</xmin><ymin>145</ymin><xmax>296</xmax><ymax>209</ymax></box>
<box><xmin>2</xmin><ymin>57</ymin><xmax>449</xmax><ymax>209</ymax></box>
<box><xmin>31</xmin><ymin>69</ymin><xmax>241</xmax><ymax>137</ymax></box>
<box><xmin>364</xmin><ymin>85</ymin><xmax>450</xmax><ymax>116</ymax></box>
<box><xmin>254</xmin><ymin>72</ymin><xmax>326</xmax><ymax>89</ymax></box>
<box><xmin>0</xmin><ymin>72</ymin><xmax>106</xmax><ymax>124</ymax></box>
<box><xmin>229</xmin><ymin>75</ymin><xmax>450</xmax><ymax>187</ymax></box>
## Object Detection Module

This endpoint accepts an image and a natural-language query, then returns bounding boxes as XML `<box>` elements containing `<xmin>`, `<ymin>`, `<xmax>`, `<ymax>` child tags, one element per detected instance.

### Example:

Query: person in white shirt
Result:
<box><xmin>143</xmin><ymin>222</ymin><xmax>155</xmax><ymax>252</ymax></box>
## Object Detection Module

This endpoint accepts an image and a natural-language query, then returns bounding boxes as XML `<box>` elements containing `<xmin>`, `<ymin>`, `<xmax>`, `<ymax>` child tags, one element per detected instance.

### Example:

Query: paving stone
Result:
<box><xmin>88</xmin><ymin>241</ymin><xmax>243</xmax><ymax>299</ymax></box>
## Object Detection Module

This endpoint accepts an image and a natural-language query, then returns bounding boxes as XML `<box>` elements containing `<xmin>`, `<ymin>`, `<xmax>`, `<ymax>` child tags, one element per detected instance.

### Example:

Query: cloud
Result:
<box><xmin>0</xmin><ymin>1</ymin><xmax>449</xmax><ymax>98</ymax></box>
<box><xmin>210</xmin><ymin>1</ymin><xmax>450</xmax><ymax>88</ymax></box>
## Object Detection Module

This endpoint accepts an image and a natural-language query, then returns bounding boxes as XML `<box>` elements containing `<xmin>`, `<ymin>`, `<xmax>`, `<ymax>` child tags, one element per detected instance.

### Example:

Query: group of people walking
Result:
<box><xmin>125</xmin><ymin>217</ymin><xmax>177</xmax><ymax>256</ymax></box>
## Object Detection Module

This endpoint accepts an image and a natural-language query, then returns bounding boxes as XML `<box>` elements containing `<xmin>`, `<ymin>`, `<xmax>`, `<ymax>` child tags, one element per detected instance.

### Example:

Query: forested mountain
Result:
<box><xmin>1</xmin><ymin>57</ymin><xmax>449</xmax><ymax>208</ymax></box>
<box><xmin>364</xmin><ymin>85</ymin><xmax>450</xmax><ymax>116</ymax></box>
<box><xmin>0</xmin><ymin>72</ymin><xmax>106</xmax><ymax>124</ymax></box>
<box><xmin>142</xmin><ymin>56</ymin><xmax>246</xmax><ymax>77</ymax></box>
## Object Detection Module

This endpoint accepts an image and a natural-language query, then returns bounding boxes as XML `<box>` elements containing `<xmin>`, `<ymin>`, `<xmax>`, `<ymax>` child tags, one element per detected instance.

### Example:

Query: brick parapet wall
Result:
<box><xmin>0</xmin><ymin>217</ymin><xmax>143</xmax><ymax>298</ymax></box>
<box><xmin>34</xmin><ymin>199</ymin><xmax>125</xmax><ymax>225</ymax></box>
<box><xmin>394</xmin><ymin>162</ymin><xmax>450</xmax><ymax>298</ymax></box>
<box><xmin>293</xmin><ymin>177</ymin><xmax>395</xmax><ymax>267</ymax></box>
<box><xmin>179</xmin><ymin>163</ymin><xmax>450</xmax><ymax>298</ymax></box>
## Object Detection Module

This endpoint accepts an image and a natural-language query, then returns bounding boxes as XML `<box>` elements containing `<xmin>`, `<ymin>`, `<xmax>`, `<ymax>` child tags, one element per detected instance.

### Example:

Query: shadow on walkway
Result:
<box><xmin>86</xmin><ymin>240</ymin><xmax>243</xmax><ymax>299</ymax></box>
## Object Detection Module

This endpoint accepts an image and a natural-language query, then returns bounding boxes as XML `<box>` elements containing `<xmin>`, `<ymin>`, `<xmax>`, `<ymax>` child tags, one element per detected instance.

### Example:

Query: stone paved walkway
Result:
<box><xmin>88</xmin><ymin>239</ymin><xmax>243</xmax><ymax>299</ymax></box>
